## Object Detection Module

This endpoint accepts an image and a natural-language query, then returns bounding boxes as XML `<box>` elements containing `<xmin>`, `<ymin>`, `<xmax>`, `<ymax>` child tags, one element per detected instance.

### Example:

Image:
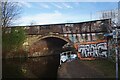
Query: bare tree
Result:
<box><xmin>1</xmin><ymin>1</ymin><xmax>22</xmax><ymax>28</ymax></box>
<box><xmin>30</xmin><ymin>20</ymin><xmax>36</xmax><ymax>26</ymax></box>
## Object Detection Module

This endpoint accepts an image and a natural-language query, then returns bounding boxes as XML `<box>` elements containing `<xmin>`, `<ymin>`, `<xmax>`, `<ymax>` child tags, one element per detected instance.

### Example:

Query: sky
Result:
<box><xmin>15</xmin><ymin>2</ymin><xmax>118</xmax><ymax>26</ymax></box>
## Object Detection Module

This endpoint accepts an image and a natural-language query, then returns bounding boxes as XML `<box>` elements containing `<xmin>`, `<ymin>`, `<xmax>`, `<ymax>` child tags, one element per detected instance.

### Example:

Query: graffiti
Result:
<box><xmin>78</xmin><ymin>42</ymin><xmax>107</xmax><ymax>58</ymax></box>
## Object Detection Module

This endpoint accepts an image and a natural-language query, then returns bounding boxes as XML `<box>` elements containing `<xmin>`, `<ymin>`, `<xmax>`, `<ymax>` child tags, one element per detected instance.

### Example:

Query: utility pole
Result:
<box><xmin>115</xmin><ymin>2</ymin><xmax>120</xmax><ymax>80</ymax></box>
<box><xmin>113</xmin><ymin>2</ymin><xmax>120</xmax><ymax>80</ymax></box>
<box><xmin>115</xmin><ymin>27</ymin><xmax>118</xmax><ymax>80</ymax></box>
<box><xmin>103</xmin><ymin>2</ymin><xmax>119</xmax><ymax>79</ymax></box>
<box><xmin>104</xmin><ymin>22</ymin><xmax>119</xmax><ymax>80</ymax></box>
<box><xmin>113</xmin><ymin>25</ymin><xmax>119</xmax><ymax>80</ymax></box>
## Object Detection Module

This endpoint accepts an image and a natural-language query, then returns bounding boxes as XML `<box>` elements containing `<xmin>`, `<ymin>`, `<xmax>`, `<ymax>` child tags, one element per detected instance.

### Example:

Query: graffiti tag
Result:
<box><xmin>78</xmin><ymin>42</ymin><xmax>107</xmax><ymax>58</ymax></box>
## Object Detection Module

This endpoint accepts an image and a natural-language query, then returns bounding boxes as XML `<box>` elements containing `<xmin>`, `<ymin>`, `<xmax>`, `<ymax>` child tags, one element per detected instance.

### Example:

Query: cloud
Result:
<box><xmin>50</xmin><ymin>2</ymin><xmax>74</xmax><ymax>9</ymax></box>
<box><xmin>74</xmin><ymin>2</ymin><xmax>80</xmax><ymax>6</ymax></box>
<box><xmin>39</xmin><ymin>3</ymin><xmax>50</xmax><ymax>9</ymax></box>
<box><xmin>62</xmin><ymin>3</ymin><xmax>73</xmax><ymax>9</ymax></box>
<box><xmin>16</xmin><ymin>11</ymin><xmax>93</xmax><ymax>26</ymax></box>
<box><xmin>51</xmin><ymin>3</ymin><xmax>63</xmax><ymax>9</ymax></box>
<box><xmin>7</xmin><ymin>0</ymin><xmax>119</xmax><ymax>2</ymax></box>
<box><xmin>18</xmin><ymin>1</ymin><xmax>32</xmax><ymax>8</ymax></box>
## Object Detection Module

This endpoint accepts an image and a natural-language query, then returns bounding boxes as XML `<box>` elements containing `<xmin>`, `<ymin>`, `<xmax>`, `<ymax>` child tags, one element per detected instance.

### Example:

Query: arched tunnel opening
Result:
<box><xmin>29</xmin><ymin>36</ymin><xmax>72</xmax><ymax>56</ymax></box>
<box><xmin>42</xmin><ymin>37</ymin><xmax>69</xmax><ymax>50</ymax></box>
<box><xmin>27</xmin><ymin>37</ymin><xmax>73</xmax><ymax>78</ymax></box>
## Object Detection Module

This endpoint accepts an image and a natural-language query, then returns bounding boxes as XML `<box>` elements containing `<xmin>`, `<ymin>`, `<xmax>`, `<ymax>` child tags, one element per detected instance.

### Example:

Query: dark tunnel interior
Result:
<box><xmin>42</xmin><ymin>37</ymin><xmax>68</xmax><ymax>49</ymax></box>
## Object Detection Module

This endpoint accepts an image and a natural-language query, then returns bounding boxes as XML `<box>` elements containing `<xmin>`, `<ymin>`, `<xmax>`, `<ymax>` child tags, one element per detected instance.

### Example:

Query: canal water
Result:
<box><xmin>2</xmin><ymin>54</ymin><xmax>60</xmax><ymax>79</ymax></box>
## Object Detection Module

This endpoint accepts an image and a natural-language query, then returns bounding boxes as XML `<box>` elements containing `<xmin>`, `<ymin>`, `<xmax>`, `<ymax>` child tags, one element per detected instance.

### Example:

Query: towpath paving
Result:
<box><xmin>57</xmin><ymin>59</ymin><xmax>105</xmax><ymax>78</ymax></box>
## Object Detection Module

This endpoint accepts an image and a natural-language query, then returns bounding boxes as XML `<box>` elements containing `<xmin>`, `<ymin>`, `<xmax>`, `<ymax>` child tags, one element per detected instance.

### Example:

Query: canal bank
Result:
<box><xmin>57</xmin><ymin>58</ymin><xmax>118</xmax><ymax>78</ymax></box>
<box><xmin>2</xmin><ymin>54</ymin><xmax>60</xmax><ymax>79</ymax></box>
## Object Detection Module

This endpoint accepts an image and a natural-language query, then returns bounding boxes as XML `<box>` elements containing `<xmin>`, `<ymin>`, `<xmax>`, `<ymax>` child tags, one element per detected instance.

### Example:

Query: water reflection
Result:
<box><xmin>2</xmin><ymin>49</ymin><xmax>77</xmax><ymax>79</ymax></box>
<box><xmin>2</xmin><ymin>54</ymin><xmax>60</xmax><ymax>79</ymax></box>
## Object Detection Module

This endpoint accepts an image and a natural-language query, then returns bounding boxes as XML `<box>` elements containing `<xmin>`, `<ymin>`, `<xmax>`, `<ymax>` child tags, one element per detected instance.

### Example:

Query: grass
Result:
<box><xmin>79</xmin><ymin>59</ymin><xmax>120</xmax><ymax>78</ymax></box>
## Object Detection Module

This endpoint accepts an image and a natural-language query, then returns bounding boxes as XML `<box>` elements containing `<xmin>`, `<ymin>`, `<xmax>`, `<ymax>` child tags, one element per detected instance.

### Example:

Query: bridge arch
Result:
<box><xmin>29</xmin><ymin>34</ymin><xmax>74</xmax><ymax>57</ymax></box>
<box><xmin>37</xmin><ymin>34</ymin><xmax>73</xmax><ymax>48</ymax></box>
<box><xmin>38</xmin><ymin>34</ymin><xmax>72</xmax><ymax>44</ymax></box>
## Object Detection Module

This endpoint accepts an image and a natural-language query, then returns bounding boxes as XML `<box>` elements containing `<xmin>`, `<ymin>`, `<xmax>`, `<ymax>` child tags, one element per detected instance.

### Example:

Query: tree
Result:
<box><xmin>2</xmin><ymin>27</ymin><xmax>26</xmax><ymax>58</ymax></box>
<box><xmin>30</xmin><ymin>20</ymin><xmax>36</xmax><ymax>26</ymax></box>
<box><xmin>1</xmin><ymin>1</ymin><xmax>22</xmax><ymax>28</ymax></box>
<box><xmin>1</xmin><ymin>1</ymin><xmax>26</xmax><ymax>58</ymax></box>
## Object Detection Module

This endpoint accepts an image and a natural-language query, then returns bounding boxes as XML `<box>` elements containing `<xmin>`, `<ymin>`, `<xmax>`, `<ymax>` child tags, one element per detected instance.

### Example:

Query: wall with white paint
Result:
<box><xmin>77</xmin><ymin>41</ymin><xmax>107</xmax><ymax>58</ymax></box>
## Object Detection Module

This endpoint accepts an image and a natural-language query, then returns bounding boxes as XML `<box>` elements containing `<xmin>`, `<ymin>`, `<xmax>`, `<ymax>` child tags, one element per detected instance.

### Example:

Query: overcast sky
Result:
<box><xmin>15</xmin><ymin>2</ymin><xmax>118</xmax><ymax>26</ymax></box>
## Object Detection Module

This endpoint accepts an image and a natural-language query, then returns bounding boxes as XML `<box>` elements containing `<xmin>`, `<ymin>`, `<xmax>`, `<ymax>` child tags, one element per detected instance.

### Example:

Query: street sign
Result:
<box><xmin>113</xmin><ymin>30</ymin><xmax>117</xmax><ymax>38</ymax></box>
<box><xmin>113</xmin><ymin>29</ymin><xmax>120</xmax><ymax>38</ymax></box>
<box><xmin>104</xmin><ymin>33</ymin><xmax>113</xmax><ymax>37</ymax></box>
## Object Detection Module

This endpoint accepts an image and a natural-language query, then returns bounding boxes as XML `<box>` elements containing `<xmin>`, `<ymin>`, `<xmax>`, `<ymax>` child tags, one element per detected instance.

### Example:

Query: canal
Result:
<box><xmin>2</xmin><ymin>52</ymin><xmax>60</xmax><ymax>79</ymax></box>
<box><xmin>2</xmin><ymin>38</ymin><xmax>77</xmax><ymax>79</ymax></box>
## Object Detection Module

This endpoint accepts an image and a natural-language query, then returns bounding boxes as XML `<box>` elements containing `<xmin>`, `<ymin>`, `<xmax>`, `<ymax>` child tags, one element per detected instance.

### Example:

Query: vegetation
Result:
<box><xmin>2</xmin><ymin>27</ymin><xmax>26</xmax><ymax>58</ymax></box>
<box><xmin>1</xmin><ymin>1</ymin><xmax>26</xmax><ymax>58</ymax></box>
<box><xmin>80</xmin><ymin>59</ymin><xmax>120</xmax><ymax>78</ymax></box>
<box><xmin>1</xmin><ymin>1</ymin><xmax>22</xmax><ymax>27</ymax></box>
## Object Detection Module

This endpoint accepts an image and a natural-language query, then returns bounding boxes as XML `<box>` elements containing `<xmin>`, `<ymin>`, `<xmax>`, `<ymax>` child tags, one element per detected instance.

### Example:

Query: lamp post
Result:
<box><xmin>113</xmin><ymin>25</ymin><xmax>119</xmax><ymax>80</ymax></box>
<box><xmin>115</xmin><ymin>28</ymin><xmax>118</xmax><ymax>80</ymax></box>
<box><xmin>115</xmin><ymin>2</ymin><xmax>120</xmax><ymax>79</ymax></box>
<box><xmin>104</xmin><ymin>24</ymin><xmax>119</xmax><ymax>80</ymax></box>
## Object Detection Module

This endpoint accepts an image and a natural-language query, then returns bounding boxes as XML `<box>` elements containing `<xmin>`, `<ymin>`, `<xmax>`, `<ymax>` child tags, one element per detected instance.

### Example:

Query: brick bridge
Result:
<box><xmin>9</xmin><ymin>19</ymin><xmax>112</xmax><ymax>57</ymax></box>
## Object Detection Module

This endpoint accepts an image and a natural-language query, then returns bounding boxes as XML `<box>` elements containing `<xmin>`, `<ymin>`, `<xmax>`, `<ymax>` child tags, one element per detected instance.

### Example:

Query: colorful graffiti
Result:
<box><xmin>76</xmin><ymin>40</ymin><xmax>107</xmax><ymax>58</ymax></box>
<box><xmin>63</xmin><ymin>33</ymin><xmax>97</xmax><ymax>43</ymax></box>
